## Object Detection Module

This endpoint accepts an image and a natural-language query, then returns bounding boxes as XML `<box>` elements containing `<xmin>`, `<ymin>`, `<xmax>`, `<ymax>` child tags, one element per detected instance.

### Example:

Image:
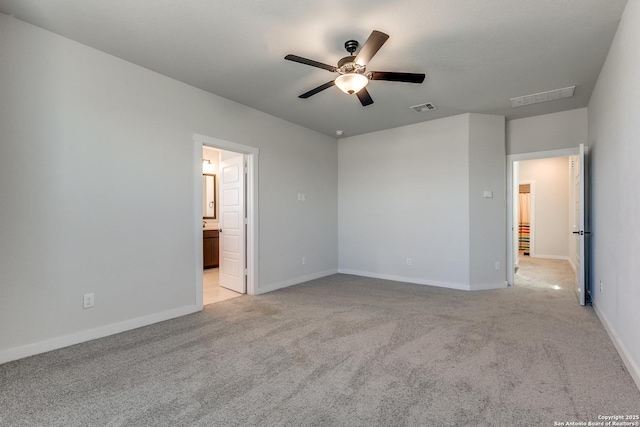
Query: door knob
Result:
<box><xmin>218</xmin><ymin>228</ymin><xmax>222</xmax><ymax>233</ymax></box>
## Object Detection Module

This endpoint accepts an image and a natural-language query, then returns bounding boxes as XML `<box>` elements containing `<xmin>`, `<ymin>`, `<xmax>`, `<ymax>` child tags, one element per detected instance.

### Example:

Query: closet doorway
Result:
<box><xmin>517</xmin><ymin>182</ymin><xmax>533</xmax><ymax>258</ymax></box>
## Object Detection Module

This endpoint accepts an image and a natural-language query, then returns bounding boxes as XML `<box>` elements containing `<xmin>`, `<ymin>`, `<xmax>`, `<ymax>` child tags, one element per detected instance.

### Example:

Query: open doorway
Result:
<box><xmin>194</xmin><ymin>134</ymin><xmax>259</xmax><ymax>309</ymax></box>
<box><xmin>507</xmin><ymin>147</ymin><xmax>580</xmax><ymax>286</ymax></box>
<box><xmin>507</xmin><ymin>145</ymin><xmax>589</xmax><ymax>305</ymax></box>
<box><xmin>201</xmin><ymin>146</ymin><xmax>244</xmax><ymax>305</ymax></box>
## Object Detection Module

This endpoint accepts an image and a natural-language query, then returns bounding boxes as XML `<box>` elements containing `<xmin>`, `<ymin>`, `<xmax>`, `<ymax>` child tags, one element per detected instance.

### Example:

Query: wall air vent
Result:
<box><xmin>410</xmin><ymin>102</ymin><xmax>436</xmax><ymax>113</ymax></box>
<box><xmin>511</xmin><ymin>86</ymin><xmax>575</xmax><ymax>108</ymax></box>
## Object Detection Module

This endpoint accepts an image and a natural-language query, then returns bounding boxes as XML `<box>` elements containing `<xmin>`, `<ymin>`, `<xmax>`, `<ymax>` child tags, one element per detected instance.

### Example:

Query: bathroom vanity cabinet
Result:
<box><xmin>203</xmin><ymin>229</ymin><xmax>219</xmax><ymax>268</ymax></box>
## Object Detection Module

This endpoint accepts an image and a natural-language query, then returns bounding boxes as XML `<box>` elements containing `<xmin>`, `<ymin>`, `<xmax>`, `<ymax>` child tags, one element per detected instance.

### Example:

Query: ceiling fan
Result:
<box><xmin>285</xmin><ymin>30</ymin><xmax>425</xmax><ymax>106</ymax></box>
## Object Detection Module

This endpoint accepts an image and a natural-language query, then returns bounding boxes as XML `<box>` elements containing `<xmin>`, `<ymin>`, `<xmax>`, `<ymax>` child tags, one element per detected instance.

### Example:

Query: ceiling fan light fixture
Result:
<box><xmin>335</xmin><ymin>73</ymin><xmax>369</xmax><ymax>95</ymax></box>
<box><xmin>285</xmin><ymin>30</ymin><xmax>424</xmax><ymax>106</ymax></box>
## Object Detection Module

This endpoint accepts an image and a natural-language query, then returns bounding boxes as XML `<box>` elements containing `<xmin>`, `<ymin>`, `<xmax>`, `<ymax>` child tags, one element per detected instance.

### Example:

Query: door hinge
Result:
<box><xmin>244</xmin><ymin>218</ymin><xmax>248</xmax><ymax>224</ymax></box>
<box><xmin>244</xmin><ymin>268</ymin><xmax>248</xmax><ymax>275</ymax></box>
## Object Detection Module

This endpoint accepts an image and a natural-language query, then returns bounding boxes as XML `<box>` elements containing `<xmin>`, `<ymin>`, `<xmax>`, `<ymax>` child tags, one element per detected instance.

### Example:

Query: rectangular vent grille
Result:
<box><xmin>410</xmin><ymin>102</ymin><xmax>436</xmax><ymax>113</ymax></box>
<box><xmin>511</xmin><ymin>86</ymin><xmax>575</xmax><ymax>108</ymax></box>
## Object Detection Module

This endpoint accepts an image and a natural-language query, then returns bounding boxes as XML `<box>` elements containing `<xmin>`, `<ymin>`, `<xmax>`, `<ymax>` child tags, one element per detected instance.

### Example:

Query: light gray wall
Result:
<box><xmin>507</xmin><ymin>108</ymin><xmax>587</xmax><ymax>155</ymax></box>
<box><xmin>518</xmin><ymin>157</ymin><xmax>571</xmax><ymax>259</ymax></box>
<box><xmin>257</xmin><ymin>128</ymin><xmax>339</xmax><ymax>288</ymax></box>
<box><xmin>468</xmin><ymin>114</ymin><xmax>506</xmax><ymax>289</ymax></box>
<box><xmin>338</xmin><ymin>115</ymin><xmax>471</xmax><ymax>289</ymax></box>
<box><xmin>0</xmin><ymin>14</ymin><xmax>338</xmax><ymax>359</ymax></box>
<box><xmin>338</xmin><ymin>113</ymin><xmax>506</xmax><ymax>291</ymax></box>
<box><xmin>587</xmin><ymin>0</ymin><xmax>640</xmax><ymax>388</ymax></box>
<box><xmin>202</xmin><ymin>146</ymin><xmax>220</xmax><ymax>226</ymax></box>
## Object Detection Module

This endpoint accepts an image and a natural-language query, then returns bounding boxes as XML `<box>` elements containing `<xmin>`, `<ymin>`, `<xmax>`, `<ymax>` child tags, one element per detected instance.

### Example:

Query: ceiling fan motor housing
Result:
<box><xmin>337</xmin><ymin>57</ymin><xmax>367</xmax><ymax>74</ymax></box>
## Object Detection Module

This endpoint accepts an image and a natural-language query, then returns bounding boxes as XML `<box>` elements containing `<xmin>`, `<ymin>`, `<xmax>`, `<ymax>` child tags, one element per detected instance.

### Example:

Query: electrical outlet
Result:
<box><xmin>302</xmin><ymin>257</ymin><xmax>306</xmax><ymax>265</ymax></box>
<box><xmin>406</xmin><ymin>258</ymin><xmax>412</xmax><ymax>266</ymax></box>
<box><xmin>301</xmin><ymin>194</ymin><xmax>306</xmax><ymax>202</ymax></box>
<box><xmin>83</xmin><ymin>293</ymin><xmax>95</xmax><ymax>309</ymax></box>
<box><xmin>495</xmin><ymin>262</ymin><xmax>501</xmax><ymax>271</ymax></box>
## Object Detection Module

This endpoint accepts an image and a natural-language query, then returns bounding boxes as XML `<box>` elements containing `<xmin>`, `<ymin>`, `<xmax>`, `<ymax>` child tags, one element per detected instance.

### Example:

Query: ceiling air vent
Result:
<box><xmin>410</xmin><ymin>102</ymin><xmax>436</xmax><ymax>113</ymax></box>
<box><xmin>511</xmin><ymin>86</ymin><xmax>575</xmax><ymax>108</ymax></box>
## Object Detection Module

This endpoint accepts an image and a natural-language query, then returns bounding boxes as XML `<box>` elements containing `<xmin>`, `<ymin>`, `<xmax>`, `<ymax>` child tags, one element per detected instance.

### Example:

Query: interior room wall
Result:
<box><xmin>468</xmin><ymin>114</ymin><xmax>506</xmax><ymax>289</ymax></box>
<box><xmin>517</xmin><ymin>157</ymin><xmax>571</xmax><ymax>259</ymax></box>
<box><xmin>202</xmin><ymin>146</ymin><xmax>220</xmax><ymax>227</ymax></box>
<box><xmin>202</xmin><ymin>146</ymin><xmax>221</xmax><ymax>175</ymax></box>
<box><xmin>338</xmin><ymin>114</ymin><xmax>470</xmax><ymax>289</ymax></box>
<box><xmin>0</xmin><ymin>14</ymin><xmax>338</xmax><ymax>362</ymax></box>
<box><xmin>506</xmin><ymin>108</ymin><xmax>587</xmax><ymax>155</ymax></box>
<box><xmin>568</xmin><ymin>155</ymin><xmax>579</xmax><ymax>271</ymax></box>
<box><xmin>587</xmin><ymin>0</ymin><xmax>640</xmax><ymax>389</ymax></box>
<box><xmin>512</xmin><ymin>162</ymin><xmax>521</xmax><ymax>267</ymax></box>
<box><xmin>338</xmin><ymin>113</ymin><xmax>505</xmax><ymax>291</ymax></box>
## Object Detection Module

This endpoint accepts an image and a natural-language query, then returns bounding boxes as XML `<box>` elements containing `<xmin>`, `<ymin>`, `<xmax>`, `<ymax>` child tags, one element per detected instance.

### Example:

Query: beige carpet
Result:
<box><xmin>1</xmin><ymin>257</ymin><xmax>638</xmax><ymax>426</ymax></box>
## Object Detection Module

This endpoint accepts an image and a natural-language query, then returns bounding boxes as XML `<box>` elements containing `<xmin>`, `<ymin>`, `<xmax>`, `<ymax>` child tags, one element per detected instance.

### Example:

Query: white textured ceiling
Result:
<box><xmin>0</xmin><ymin>0</ymin><xmax>628</xmax><ymax>137</ymax></box>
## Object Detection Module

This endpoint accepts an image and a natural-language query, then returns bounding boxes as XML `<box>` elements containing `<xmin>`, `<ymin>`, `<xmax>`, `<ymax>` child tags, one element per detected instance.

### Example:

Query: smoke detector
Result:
<box><xmin>410</xmin><ymin>102</ymin><xmax>436</xmax><ymax>113</ymax></box>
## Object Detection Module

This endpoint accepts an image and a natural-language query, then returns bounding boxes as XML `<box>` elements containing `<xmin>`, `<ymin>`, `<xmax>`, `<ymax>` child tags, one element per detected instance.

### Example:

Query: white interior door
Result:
<box><xmin>574</xmin><ymin>144</ymin><xmax>589</xmax><ymax>305</ymax></box>
<box><xmin>219</xmin><ymin>155</ymin><xmax>246</xmax><ymax>294</ymax></box>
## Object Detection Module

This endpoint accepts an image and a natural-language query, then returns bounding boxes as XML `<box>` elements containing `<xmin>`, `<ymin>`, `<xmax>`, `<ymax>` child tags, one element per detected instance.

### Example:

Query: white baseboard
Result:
<box><xmin>469</xmin><ymin>281</ymin><xmax>508</xmax><ymax>291</ymax></box>
<box><xmin>530</xmin><ymin>254</ymin><xmax>569</xmax><ymax>261</ymax></box>
<box><xmin>256</xmin><ymin>269</ymin><xmax>339</xmax><ymax>295</ymax></box>
<box><xmin>338</xmin><ymin>269</ymin><xmax>471</xmax><ymax>291</ymax></box>
<box><xmin>593</xmin><ymin>302</ymin><xmax>640</xmax><ymax>392</ymax></box>
<box><xmin>0</xmin><ymin>304</ymin><xmax>201</xmax><ymax>365</ymax></box>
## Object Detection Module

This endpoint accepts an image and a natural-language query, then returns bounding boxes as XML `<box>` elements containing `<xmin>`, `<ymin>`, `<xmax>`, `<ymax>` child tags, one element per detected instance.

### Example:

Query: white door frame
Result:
<box><xmin>506</xmin><ymin>147</ymin><xmax>578</xmax><ymax>285</ymax></box>
<box><xmin>193</xmin><ymin>134</ymin><xmax>259</xmax><ymax>307</ymax></box>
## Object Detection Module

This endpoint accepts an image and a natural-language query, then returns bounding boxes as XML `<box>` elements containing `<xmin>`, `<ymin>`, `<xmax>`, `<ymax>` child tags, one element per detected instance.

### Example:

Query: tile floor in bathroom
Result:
<box><xmin>203</xmin><ymin>268</ymin><xmax>244</xmax><ymax>305</ymax></box>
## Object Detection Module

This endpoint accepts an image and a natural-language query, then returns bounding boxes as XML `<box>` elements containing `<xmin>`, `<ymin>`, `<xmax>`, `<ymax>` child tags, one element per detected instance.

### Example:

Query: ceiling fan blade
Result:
<box><xmin>299</xmin><ymin>81</ymin><xmax>336</xmax><ymax>98</ymax></box>
<box><xmin>356</xmin><ymin>87</ymin><xmax>374</xmax><ymax>106</ymax></box>
<box><xmin>354</xmin><ymin>30</ymin><xmax>389</xmax><ymax>66</ymax></box>
<box><xmin>285</xmin><ymin>54</ymin><xmax>337</xmax><ymax>72</ymax></box>
<box><xmin>369</xmin><ymin>71</ymin><xmax>426</xmax><ymax>84</ymax></box>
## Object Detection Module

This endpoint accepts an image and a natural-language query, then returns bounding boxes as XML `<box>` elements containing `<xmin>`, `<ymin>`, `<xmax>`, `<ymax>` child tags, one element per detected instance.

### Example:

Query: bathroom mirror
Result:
<box><xmin>203</xmin><ymin>174</ymin><xmax>216</xmax><ymax>219</ymax></box>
